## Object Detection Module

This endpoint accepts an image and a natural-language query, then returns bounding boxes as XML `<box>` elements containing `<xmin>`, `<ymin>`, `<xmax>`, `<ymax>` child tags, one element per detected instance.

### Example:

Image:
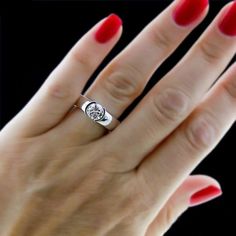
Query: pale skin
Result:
<box><xmin>0</xmin><ymin>0</ymin><xmax>235</xmax><ymax>235</ymax></box>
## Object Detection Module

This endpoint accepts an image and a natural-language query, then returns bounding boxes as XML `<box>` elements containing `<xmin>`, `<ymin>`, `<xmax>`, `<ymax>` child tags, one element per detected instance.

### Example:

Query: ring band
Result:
<box><xmin>75</xmin><ymin>95</ymin><xmax>120</xmax><ymax>131</ymax></box>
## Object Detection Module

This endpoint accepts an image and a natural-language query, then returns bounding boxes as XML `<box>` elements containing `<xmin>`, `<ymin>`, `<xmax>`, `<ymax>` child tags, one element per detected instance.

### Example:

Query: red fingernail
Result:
<box><xmin>95</xmin><ymin>14</ymin><xmax>122</xmax><ymax>43</ymax></box>
<box><xmin>173</xmin><ymin>0</ymin><xmax>209</xmax><ymax>26</ymax></box>
<box><xmin>219</xmin><ymin>1</ymin><xmax>236</xmax><ymax>36</ymax></box>
<box><xmin>190</xmin><ymin>185</ymin><xmax>222</xmax><ymax>207</ymax></box>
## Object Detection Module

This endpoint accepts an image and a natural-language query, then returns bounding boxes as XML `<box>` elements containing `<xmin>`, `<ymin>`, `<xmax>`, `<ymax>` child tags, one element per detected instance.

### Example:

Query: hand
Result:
<box><xmin>0</xmin><ymin>0</ymin><xmax>235</xmax><ymax>235</ymax></box>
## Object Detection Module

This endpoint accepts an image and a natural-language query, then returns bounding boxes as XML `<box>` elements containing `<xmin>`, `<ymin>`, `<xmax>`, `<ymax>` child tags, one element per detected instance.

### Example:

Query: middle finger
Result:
<box><xmin>108</xmin><ymin>1</ymin><xmax>236</xmax><ymax>171</ymax></box>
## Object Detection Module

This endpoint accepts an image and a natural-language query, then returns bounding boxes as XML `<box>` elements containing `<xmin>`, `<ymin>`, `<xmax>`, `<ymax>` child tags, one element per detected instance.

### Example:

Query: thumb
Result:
<box><xmin>146</xmin><ymin>175</ymin><xmax>222</xmax><ymax>236</ymax></box>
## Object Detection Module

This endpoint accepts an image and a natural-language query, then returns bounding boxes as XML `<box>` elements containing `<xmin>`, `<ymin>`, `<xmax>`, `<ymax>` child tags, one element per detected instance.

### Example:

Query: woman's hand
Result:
<box><xmin>0</xmin><ymin>0</ymin><xmax>235</xmax><ymax>235</ymax></box>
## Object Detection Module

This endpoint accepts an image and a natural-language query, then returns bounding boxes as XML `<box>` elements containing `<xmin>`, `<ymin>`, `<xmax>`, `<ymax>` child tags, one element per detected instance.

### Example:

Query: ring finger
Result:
<box><xmin>56</xmin><ymin>0</ymin><xmax>209</xmax><ymax>143</ymax></box>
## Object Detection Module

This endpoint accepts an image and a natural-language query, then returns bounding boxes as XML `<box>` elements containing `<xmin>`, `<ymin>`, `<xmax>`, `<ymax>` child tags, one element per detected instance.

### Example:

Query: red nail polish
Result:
<box><xmin>173</xmin><ymin>0</ymin><xmax>209</xmax><ymax>26</ymax></box>
<box><xmin>190</xmin><ymin>185</ymin><xmax>222</xmax><ymax>207</ymax></box>
<box><xmin>219</xmin><ymin>2</ymin><xmax>236</xmax><ymax>36</ymax></box>
<box><xmin>95</xmin><ymin>14</ymin><xmax>122</xmax><ymax>43</ymax></box>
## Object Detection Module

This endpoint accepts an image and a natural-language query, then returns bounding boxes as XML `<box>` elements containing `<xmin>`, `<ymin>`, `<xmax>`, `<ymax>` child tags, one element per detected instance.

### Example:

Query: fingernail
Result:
<box><xmin>95</xmin><ymin>14</ymin><xmax>122</xmax><ymax>43</ymax></box>
<box><xmin>173</xmin><ymin>0</ymin><xmax>209</xmax><ymax>26</ymax></box>
<box><xmin>218</xmin><ymin>1</ymin><xmax>236</xmax><ymax>36</ymax></box>
<box><xmin>190</xmin><ymin>185</ymin><xmax>222</xmax><ymax>207</ymax></box>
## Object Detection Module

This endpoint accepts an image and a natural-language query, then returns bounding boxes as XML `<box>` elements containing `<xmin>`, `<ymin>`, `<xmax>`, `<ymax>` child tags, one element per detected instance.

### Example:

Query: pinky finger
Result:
<box><xmin>145</xmin><ymin>175</ymin><xmax>222</xmax><ymax>236</ymax></box>
<box><xmin>139</xmin><ymin>62</ymin><xmax>236</xmax><ymax>212</ymax></box>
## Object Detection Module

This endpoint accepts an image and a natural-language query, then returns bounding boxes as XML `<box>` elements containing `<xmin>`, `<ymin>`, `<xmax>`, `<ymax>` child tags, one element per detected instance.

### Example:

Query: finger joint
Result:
<box><xmin>197</xmin><ymin>40</ymin><xmax>222</xmax><ymax>65</ymax></box>
<box><xmin>69</xmin><ymin>50</ymin><xmax>94</xmax><ymax>74</ymax></box>
<box><xmin>44</xmin><ymin>81</ymin><xmax>70</xmax><ymax>100</ymax></box>
<box><xmin>222</xmin><ymin>80</ymin><xmax>236</xmax><ymax>101</ymax></box>
<box><xmin>104</xmin><ymin>63</ymin><xmax>144</xmax><ymax>104</ymax></box>
<box><xmin>184</xmin><ymin>113</ymin><xmax>217</xmax><ymax>152</ymax></box>
<box><xmin>150</xmin><ymin>27</ymin><xmax>175</xmax><ymax>53</ymax></box>
<box><xmin>151</xmin><ymin>88</ymin><xmax>189</xmax><ymax>125</ymax></box>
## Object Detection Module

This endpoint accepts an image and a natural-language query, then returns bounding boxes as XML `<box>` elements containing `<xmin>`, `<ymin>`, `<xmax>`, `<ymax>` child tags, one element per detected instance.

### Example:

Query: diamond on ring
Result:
<box><xmin>76</xmin><ymin>95</ymin><xmax>120</xmax><ymax>130</ymax></box>
<box><xmin>85</xmin><ymin>102</ymin><xmax>105</xmax><ymax>121</ymax></box>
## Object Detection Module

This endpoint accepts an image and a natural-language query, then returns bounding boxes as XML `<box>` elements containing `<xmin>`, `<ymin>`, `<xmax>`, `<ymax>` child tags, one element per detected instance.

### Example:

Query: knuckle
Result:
<box><xmin>197</xmin><ymin>40</ymin><xmax>222</xmax><ymax>65</ymax></box>
<box><xmin>184</xmin><ymin>113</ymin><xmax>217</xmax><ymax>151</ymax></box>
<box><xmin>222</xmin><ymin>80</ymin><xmax>236</xmax><ymax>101</ymax></box>
<box><xmin>44</xmin><ymin>81</ymin><xmax>70</xmax><ymax>100</ymax></box>
<box><xmin>151</xmin><ymin>88</ymin><xmax>189</xmax><ymax>124</ymax></box>
<box><xmin>104</xmin><ymin>64</ymin><xmax>144</xmax><ymax>103</ymax></box>
<box><xmin>151</xmin><ymin>27</ymin><xmax>174</xmax><ymax>52</ymax></box>
<box><xmin>69</xmin><ymin>50</ymin><xmax>94</xmax><ymax>73</ymax></box>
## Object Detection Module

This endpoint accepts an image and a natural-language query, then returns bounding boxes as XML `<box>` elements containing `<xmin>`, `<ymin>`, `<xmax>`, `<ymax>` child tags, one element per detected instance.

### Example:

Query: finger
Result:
<box><xmin>3</xmin><ymin>14</ymin><xmax>122</xmax><ymax>138</ymax></box>
<box><xmin>145</xmin><ymin>175</ymin><xmax>222</xmax><ymax>236</ymax></box>
<box><xmin>138</xmin><ymin>62</ymin><xmax>236</xmax><ymax>213</ymax></box>
<box><xmin>108</xmin><ymin>2</ymin><xmax>236</xmax><ymax>171</ymax></box>
<box><xmin>57</xmin><ymin>0</ymin><xmax>209</xmax><ymax>143</ymax></box>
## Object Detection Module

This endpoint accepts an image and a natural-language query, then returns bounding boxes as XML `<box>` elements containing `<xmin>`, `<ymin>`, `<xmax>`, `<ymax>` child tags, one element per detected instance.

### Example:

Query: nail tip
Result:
<box><xmin>173</xmin><ymin>0</ymin><xmax>209</xmax><ymax>26</ymax></box>
<box><xmin>95</xmin><ymin>13</ymin><xmax>122</xmax><ymax>44</ymax></box>
<box><xmin>218</xmin><ymin>1</ymin><xmax>236</xmax><ymax>36</ymax></box>
<box><xmin>107</xmin><ymin>13</ymin><xmax>123</xmax><ymax>28</ymax></box>
<box><xmin>189</xmin><ymin>185</ymin><xmax>222</xmax><ymax>207</ymax></box>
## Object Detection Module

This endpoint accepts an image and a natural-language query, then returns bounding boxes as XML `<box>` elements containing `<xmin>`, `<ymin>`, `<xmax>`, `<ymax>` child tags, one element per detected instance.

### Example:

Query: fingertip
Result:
<box><xmin>183</xmin><ymin>175</ymin><xmax>222</xmax><ymax>207</ymax></box>
<box><xmin>174</xmin><ymin>175</ymin><xmax>222</xmax><ymax>207</ymax></box>
<box><xmin>189</xmin><ymin>185</ymin><xmax>222</xmax><ymax>207</ymax></box>
<box><xmin>186</xmin><ymin>175</ymin><xmax>221</xmax><ymax>189</ymax></box>
<box><xmin>218</xmin><ymin>1</ymin><xmax>236</xmax><ymax>37</ymax></box>
<box><xmin>172</xmin><ymin>0</ymin><xmax>209</xmax><ymax>27</ymax></box>
<box><xmin>94</xmin><ymin>14</ymin><xmax>123</xmax><ymax>44</ymax></box>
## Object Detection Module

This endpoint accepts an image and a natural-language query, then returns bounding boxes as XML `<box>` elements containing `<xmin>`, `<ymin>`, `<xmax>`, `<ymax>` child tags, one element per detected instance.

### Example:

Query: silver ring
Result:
<box><xmin>75</xmin><ymin>95</ymin><xmax>120</xmax><ymax>131</ymax></box>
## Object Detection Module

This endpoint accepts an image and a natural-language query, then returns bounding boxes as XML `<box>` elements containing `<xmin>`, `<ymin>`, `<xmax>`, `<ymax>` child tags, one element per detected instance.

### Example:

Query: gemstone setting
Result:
<box><xmin>85</xmin><ymin>102</ymin><xmax>105</xmax><ymax>121</ymax></box>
